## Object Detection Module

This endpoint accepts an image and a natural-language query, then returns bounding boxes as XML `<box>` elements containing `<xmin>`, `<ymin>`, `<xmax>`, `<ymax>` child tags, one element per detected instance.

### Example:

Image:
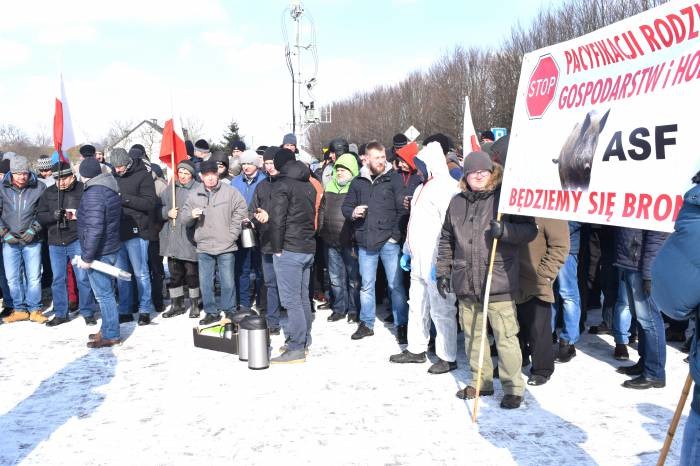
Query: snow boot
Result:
<box><xmin>500</xmin><ymin>394</ymin><xmax>523</xmax><ymax>409</ymax></box>
<box><xmin>389</xmin><ymin>350</ymin><xmax>426</xmax><ymax>364</ymax></box>
<box><xmin>428</xmin><ymin>359</ymin><xmax>457</xmax><ymax>374</ymax></box>
<box><xmin>163</xmin><ymin>289</ymin><xmax>186</xmax><ymax>318</ymax></box>
<box><xmin>29</xmin><ymin>309</ymin><xmax>48</xmax><ymax>324</ymax></box>
<box><xmin>555</xmin><ymin>339</ymin><xmax>576</xmax><ymax>363</ymax></box>
<box><xmin>396</xmin><ymin>324</ymin><xmax>408</xmax><ymax>345</ymax></box>
<box><xmin>188</xmin><ymin>288</ymin><xmax>201</xmax><ymax>318</ymax></box>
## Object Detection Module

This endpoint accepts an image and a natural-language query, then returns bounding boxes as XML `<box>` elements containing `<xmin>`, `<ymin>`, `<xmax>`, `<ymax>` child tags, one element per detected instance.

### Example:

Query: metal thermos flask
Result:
<box><xmin>240</xmin><ymin>224</ymin><xmax>256</xmax><ymax>248</ymax></box>
<box><xmin>232</xmin><ymin>310</ymin><xmax>254</xmax><ymax>360</ymax></box>
<box><xmin>241</xmin><ymin>315</ymin><xmax>269</xmax><ymax>370</ymax></box>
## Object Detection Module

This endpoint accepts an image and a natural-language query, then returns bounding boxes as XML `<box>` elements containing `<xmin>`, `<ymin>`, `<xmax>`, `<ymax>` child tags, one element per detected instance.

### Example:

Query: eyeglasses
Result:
<box><xmin>469</xmin><ymin>170</ymin><xmax>490</xmax><ymax>178</ymax></box>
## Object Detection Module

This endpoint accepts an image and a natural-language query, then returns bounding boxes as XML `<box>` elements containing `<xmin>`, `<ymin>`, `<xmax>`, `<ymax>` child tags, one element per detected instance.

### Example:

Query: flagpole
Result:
<box><xmin>170</xmin><ymin>150</ymin><xmax>176</xmax><ymax>229</ymax></box>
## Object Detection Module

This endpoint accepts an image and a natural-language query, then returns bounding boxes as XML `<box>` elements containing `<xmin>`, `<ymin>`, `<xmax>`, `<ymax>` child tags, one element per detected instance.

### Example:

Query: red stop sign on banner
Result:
<box><xmin>526</xmin><ymin>54</ymin><xmax>559</xmax><ymax>119</ymax></box>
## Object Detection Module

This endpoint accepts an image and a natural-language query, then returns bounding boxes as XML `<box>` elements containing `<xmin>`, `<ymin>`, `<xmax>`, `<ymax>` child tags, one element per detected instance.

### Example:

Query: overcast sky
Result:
<box><xmin>0</xmin><ymin>0</ymin><xmax>559</xmax><ymax>148</ymax></box>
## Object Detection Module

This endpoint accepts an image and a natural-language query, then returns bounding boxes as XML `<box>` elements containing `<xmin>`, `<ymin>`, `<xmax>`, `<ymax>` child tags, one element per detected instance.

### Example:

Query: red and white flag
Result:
<box><xmin>53</xmin><ymin>74</ymin><xmax>75</xmax><ymax>163</ymax></box>
<box><xmin>159</xmin><ymin>117</ymin><xmax>188</xmax><ymax>171</ymax></box>
<box><xmin>462</xmin><ymin>96</ymin><xmax>481</xmax><ymax>153</ymax></box>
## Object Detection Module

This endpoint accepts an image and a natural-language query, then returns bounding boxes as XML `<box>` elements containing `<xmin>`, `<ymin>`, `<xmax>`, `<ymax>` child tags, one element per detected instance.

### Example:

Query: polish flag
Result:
<box><xmin>53</xmin><ymin>74</ymin><xmax>76</xmax><ymax>163</ymax></box>
<box><xmin>159</xmin><ymin>117</ymin><xmax>188</xmax><ymax>171</ymax></box>
<box><xmin>462</xmin><ymin>96</ymin><xmax>481</xmax><ymax>153</ymax></box>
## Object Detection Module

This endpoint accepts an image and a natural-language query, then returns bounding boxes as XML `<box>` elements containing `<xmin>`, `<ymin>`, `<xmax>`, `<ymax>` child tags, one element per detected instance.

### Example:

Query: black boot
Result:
<box><xmin>396</xmin><ymin>324</ymin><xmax>408</xmax><ymax>345</ymax></box>
<box><xmin>163</xmin><ymin>296</ymin><xmax>186</xmax><ymax>318</ymax></box>
<box><xmin>555</xmin><ymin>339</ymin><xmax>576</xmax><ymax>363</ymax></box>
<box><xmin>46</xmin><ymin>315</ymin><xmax>70</xmax><ymax>327</ymax></box>
<box><xmin>189</xmin><ymin>297</ymin><xmax>201</xmax><ymax>318</ymax></box>
<box><xmin>137</xmin><ymin>313</ymin><xmax>151</xmax><ymax>326</ymax></box>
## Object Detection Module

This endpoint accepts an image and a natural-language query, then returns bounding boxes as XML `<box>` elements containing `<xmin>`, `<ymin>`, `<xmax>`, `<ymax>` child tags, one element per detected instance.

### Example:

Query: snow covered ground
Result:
<box><xmin>0</xmin><ymin>303</ymin><xmax>691</xmax><ymax>465</ymax></box>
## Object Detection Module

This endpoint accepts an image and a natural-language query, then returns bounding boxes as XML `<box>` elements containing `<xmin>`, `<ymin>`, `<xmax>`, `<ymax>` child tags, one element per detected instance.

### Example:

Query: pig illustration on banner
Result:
<box><xmin>552</xmin><ymin>108</ymin><xmax>610</xmax><ymax>190</ymax></box>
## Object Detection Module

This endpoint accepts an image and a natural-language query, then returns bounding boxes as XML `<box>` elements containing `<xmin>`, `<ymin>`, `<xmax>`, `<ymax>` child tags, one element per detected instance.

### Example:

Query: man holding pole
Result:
<box><xmin>436</xmin><ymin>151</ymin><xmax>536</xmax><ymax>409</ymax></box>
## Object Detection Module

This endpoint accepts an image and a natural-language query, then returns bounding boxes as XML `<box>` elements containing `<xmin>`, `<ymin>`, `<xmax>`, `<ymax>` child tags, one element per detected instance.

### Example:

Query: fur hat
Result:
<box><xmin>79</xmin><ymin>158</ymin><xmax>101</xmax><ymax>179</ymax></box>
<box><xmin>463</xmin><ymin>151</ymin><xmax>493</xmax><ymax>174</ymax></box>
<box><xmin>240</xmin><ymin>150</ymin><xmax>261</xmax><ymax>167</ymax></box>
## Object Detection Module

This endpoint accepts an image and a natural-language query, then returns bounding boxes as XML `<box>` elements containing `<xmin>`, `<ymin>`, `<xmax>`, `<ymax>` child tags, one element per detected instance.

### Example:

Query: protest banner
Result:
<box><xmin>500</xmin><ymin>0</ymin><xmax>700</xmax><ymax>232</ymax></box>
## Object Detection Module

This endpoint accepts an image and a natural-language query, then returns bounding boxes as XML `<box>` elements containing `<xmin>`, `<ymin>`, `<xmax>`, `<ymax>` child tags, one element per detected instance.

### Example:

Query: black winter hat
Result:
<box><xmin>199</xmin><ymin>159</ymin><xmax>218</xmax><ymax>174</ymax></box>
<box><xmin>185</xmin><ymin>140</ymin><xmax>194</xmax><ymax>157</ymax></box>
<box><xmin>128</xmin><ymin>147</ymin><xmax>144</xmax><ymax>159</ymax></box>
<box><xmin>210</xmin><ymin>150</ymin><xmax>229</xmax><ymax>170</ymax></box>
<box><xmin>423</xmin><ymin>133</ymin><xmax>450</xmax><ymax>155</ymax></box>
<box><xmin>230</xmin><ymin>140</ymin><xmax>246</xmax><ymax>152</ymax></box>
<box><xmin>0</xmin><ymin>159</ymin><xmax>10</xmax><ymax>174</ymax></box>
<box><xmin>263</xmin><ymin>146</ymin><xmax>279</xmax><ymax>161</ymax></box>
<box><xmin>79</xmin><ymin>158</ymin><xmax>101</xmax><ymax>179</ymax></box>
<box><xmin>130</xmin><ymin>144</ymin><xmax>146</xmax><ymax>156</ymax></box>
<box><xmin>51</xmin><ymin>161</ymin><xmax>73</xmax><ymax>178</ymax></box>
<box><xmin>273</xmin><ymin>148</ymin><xmax>295</xmax><ymax>171</ymax></box>
<box><xmin>328</xmin><ymin>138</ymin><xmax>349</xmax><ymax>155</ymax></box>
<box><xmin>255</xmin><ymin>145</ymin><xmax>268</xmax><ymax>156</ymax></box>
<box><xmin>194</xmin><ymin>139</ymin><xmax>210</xmax><ymax>152</ymax></box>
<box><xmin>79</xmin><ymin>144</ymin><xmax>96</xmax><ymax>158</ymax></box>
<box><xmin>392</xmin><ymin>133</ymin><xmax>408</xmax><ymax>149</ymax></box>
<box><xmin>480</xmin><ymin>130</ymin><xmax>495</xmax><ymax>141</ymax></box>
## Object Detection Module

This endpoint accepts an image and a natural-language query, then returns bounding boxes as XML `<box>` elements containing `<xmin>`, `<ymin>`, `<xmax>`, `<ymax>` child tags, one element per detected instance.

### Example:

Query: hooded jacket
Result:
<box><xmin>436</xmin><ymin>165</ymin><xmax>537</xmax><ymax>301</ymax></box>
<box><xmin>517</xmin><ymin>217</ymin><xmax>570</xmax><ymax>304</ymax></box>
<box><xmin>403</xmin><ymin>142</ymin><xmax>460</xmax><ymax>280</ymax></box>
<box><xmin>114</xmin><ymin>157</ymin><xmax>157</xmax><ymax>241</ymax></box>
<box><xmin>0</xmin><ymin>172</ymin><xmax>46</xmax><ymax>242</ymax></box>
<box><xmin>318</xmin><ymin>154</ymin><xmax>359</xmax><ymax>248</ymax></box>
<box><xmin>37</xmin><ymin>179</ymin><xmax>84</xmax><ymax>246</ymax></box>
<box><xmin>341</xmin><ymin>162</ymin><xmax>404</xmax><ymax>252</ymax></box>
<box><xmin>269</xmin><ymin>160</ymin><xmax>317</xmax><ymax>254</ymax></box>
<box><xmin>181</xmin><ymin>180</ymin><xmax>248</xmax><ymax>255</ymax></box>
<box><xmin>651</xmin><ymin>183</ymin><xmax>700</xmax><ymax>413</ymax></box>
<box><xmin>78</xmin><ymin>173</ymin><xmax>121</xmax><ymax>262</ymax></box>
<box><xmin>159</xmin><ymin>179</ymin><xmax>199</xmax><ymax>262</ymax></box>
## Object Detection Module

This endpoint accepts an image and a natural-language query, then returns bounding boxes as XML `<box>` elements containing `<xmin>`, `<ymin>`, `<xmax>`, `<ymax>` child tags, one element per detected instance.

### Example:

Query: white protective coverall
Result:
<box><xmin>402</xmin><ymin>142</ymin><xmax>460</xmax><ymax>362</ymax></box>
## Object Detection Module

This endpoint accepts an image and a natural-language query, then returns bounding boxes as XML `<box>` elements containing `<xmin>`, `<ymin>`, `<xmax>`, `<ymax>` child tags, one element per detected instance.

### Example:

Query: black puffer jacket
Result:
<box><xmin>36</xmin><ymin>180</ymin><xmax>84</xmax><ymax>246</ymax></box>
<box><xmin>250</xmin><ymin>175</ymin><xmax>278</xmax><ymax>255</ymax></box>
<box><xmin>114</xmin><ymin>158</ymin><xmax>156</xmax><ymax>241</ymax></box>
<box><xmin>341</xmin><ymin>164</ymin><xmax>404</xmax><ymax>252</ymax></box>
<box><xmin>614</xmin><ymin>227</ymin><xmax>668</xmax><ymax>280</ymax></box>
<box><xmin>269</xmin><ymin>161</ymin><xmax>316</xmax><ymax>254</ymax></box>
<box><xmin>318</xmin><ymin>192</ymin><xmax>353</xmax><ymax>248</ymax></box>
<box><xmin>436</xmin><ymin>166</ymin><xmax>537</xmax><ymax>302</ymax></box>
<box><xmin>78</xmin><ymin>173</ymin><xmax>121</xmax><ymax>262</ymax></box>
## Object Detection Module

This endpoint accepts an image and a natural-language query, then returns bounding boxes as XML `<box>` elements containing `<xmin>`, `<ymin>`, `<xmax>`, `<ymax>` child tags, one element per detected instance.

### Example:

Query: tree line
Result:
<box><xmin>306</xmin><ymin>0</ymin><xmax>666</xmax><ymax>156</ymax></box>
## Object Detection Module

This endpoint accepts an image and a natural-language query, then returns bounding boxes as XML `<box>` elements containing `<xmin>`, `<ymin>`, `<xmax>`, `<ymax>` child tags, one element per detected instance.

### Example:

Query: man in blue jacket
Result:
<box><xmin>342</xmin><ymin>141</ymin><xmax>408</xmax><ymax>343</ymax></box>
<box><xmin>76</xmin><ymin>158</ymin><xmax>122</xmax><ymax>348</ymax></box>
<box><xmin>231</xmin><ymin>150</ymin><xmax>265</xmax><ymax>312</ymax></box>
<box><xmin>613</xmin><ymin>226</ymin><xmax>668</xmax><ymax>389</ymax></box>
<box><xmin>652</xmin><ymin>171</ymin><xmax>700</xmax><ymax>464</ymax></box>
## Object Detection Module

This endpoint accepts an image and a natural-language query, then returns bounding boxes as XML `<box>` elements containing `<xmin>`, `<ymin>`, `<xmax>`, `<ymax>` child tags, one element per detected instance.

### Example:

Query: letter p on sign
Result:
<box><xmin>526</xmin><ymin>54</ymin><xmax>559</xmax><ymax>119</ymax></box>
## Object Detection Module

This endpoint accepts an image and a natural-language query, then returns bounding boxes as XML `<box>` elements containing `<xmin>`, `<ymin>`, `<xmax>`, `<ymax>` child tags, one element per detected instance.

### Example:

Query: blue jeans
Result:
<box><xmin>115</xmin><ymin>238</ymin><xmax>153</xmax><ymax>315</ymax></box>
<box><xmin>552</xmin><ymin>254</ymin><xmax>581</xmax><ymax>344</ymax></box>
<box><xmin>235</xmin><ymin>247</ymin><xmax>262</xmax><ymax>309</ymax></box>
<box><xmin>3</xmin><ymin>242</ymin><xmax>42</xmax><ymax>311</ymax></box>
<box><xmin>87</xmin><ymin>253</ymin><xmax>119</xmax><ymax>340</ymax></box>
<box><xmin>49</xmin><ymin>240</ymin><xmax>95</xmax><ymax>318</ymax></box>
<box><xmin>327</xmin><ymin>246</ymin><xmax>360</xmax><ymax>316</ymax></box>
<box><xmin>358</xmin><ymin>241</ymin><xmax>408</xmax><ymax>329</ymax></box>
<box><xmin>261</xmin><ymin>253</ymin><xmax>281</xmax><ymax>330</ymax></box>
<box><xmin>682</xmin><ymin>407</ymin><xmax>700</xmax><ymax>466</ymax></box>
<box><xmin>0</xmin><ymin>244</ymin><xmax>13</xmax><ymax>308</ymax></box>
<box><xmin>613</xmin><ymin>269</ymin><xmax>666</xmax><ymax>380</ymax></box>
<box><xmin>198</xmin><ymin>251</ymin><xmax>235</xmax><ymax>315</ymax></box>
<box><xmin>273</xmin><ymin>250</ymin><xmax>314</xmax><ymax>351</ymax></box>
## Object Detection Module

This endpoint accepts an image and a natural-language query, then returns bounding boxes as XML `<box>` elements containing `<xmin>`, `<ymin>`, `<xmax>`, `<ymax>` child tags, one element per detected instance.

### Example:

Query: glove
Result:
<box><xmin>437</xmin><ymin>276</ymin><xmax>451</xmax><ymax>299</ymax></box>
<box><xmin>430</xmin><ymin>264</ymin><xmax>437</xmax><ymax>282</ymax></box>
<box><xmin>3</xmin><ymin>232</ymin><xmax>19</xmax><ymax>244</ymax></box>
<box><xmin>53</xmin><ymin>209</ymin><xmax>66</xmax><ymax>221</ymax></box>
<box><xmin>167</xmin><ymin>208</ymin><xmax>178</xmax><ymax>219</ymax></box>
<box><xmin>20</xmin><ymin>228</ymin><xmax>36</xmax><ymax>243</ymax></box>
<box><xmin>643</xmin><ymin>279</ymin><xmax>652</xmax><ymax>296</ymax></box>
<box><xmin>399</xmin><ymin>254</ymin><xmax>411</xmax><ymax>272</ymax></box>
<box><xmin>489</xmin><ymin>219</ymin><xmax>504</xmax><ymax>239</ymax></box>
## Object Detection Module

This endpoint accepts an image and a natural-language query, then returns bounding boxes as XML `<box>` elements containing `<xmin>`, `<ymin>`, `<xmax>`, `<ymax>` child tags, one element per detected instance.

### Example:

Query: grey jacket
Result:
<box><xmin>181</xmin><ymin>180</ymin><xmax>247</xmax><ymax>255</ymax></box>
<box><xmin>0</xmin><ymin>172</ymin><xmax>46</xmax><ymax>241</ymax></box>
<box><xmin>159</xmin><ymin>179</ymin><xmax>199</xmax><ymax>262</ymax></box>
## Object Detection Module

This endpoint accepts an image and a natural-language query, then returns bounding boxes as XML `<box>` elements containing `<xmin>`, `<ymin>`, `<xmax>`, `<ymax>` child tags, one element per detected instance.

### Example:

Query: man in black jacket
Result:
<box><xmin>342</xmin><ymin>141</ymin><xmax>408</xmax><ymax>342</ymax></box>
<box><xmin>112</xmin><ymin>148</ymin><xmax>157</xmax><ymax>326</ymax></box>
<box><xmin>250</xmin><ymin>146</ymin><xmax>282</xmax><ymax>334</ymax></box>
<box><xmin>269</xmin><ymin>150</ymin><xmax>317</xmax><ymax>364</ymax></box>
<box><xmin>37</xmin><ymin>162</ymin><xmax>96</xmax><ymax>326</ymax></box>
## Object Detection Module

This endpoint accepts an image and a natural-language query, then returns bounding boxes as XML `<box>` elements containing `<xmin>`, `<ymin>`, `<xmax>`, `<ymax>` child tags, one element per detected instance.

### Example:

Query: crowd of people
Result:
<box><xmin>0</xmin><ymin>131</ymin><xmax>697</xmax><ymax>414</ymax></box>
